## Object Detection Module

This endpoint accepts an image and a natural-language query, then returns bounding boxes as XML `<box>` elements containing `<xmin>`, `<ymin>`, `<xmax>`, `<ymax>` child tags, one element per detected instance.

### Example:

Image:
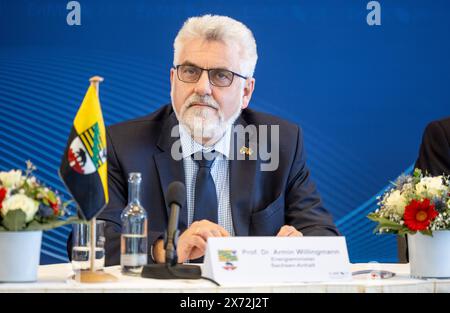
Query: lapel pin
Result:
<box><xmin>239</xmin><ymin>146</ymin><xmax>253</xmax><ymax>156</ymax></box>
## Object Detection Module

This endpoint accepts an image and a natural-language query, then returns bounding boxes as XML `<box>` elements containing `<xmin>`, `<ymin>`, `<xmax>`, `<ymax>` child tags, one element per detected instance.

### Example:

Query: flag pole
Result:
<box><xmin>90</xmin><ymin>217</ymin><xmax>96</xmax><ymax>273</ymax></box>
<box><xmin>78</xmin><ymin>76</ymin><xmax>117</xmax><ymax>283</ymax></box>
<box><xmin>88</xmin><ymin>76</ymin><xmax>103</xmax><ymax>274</ymax></box>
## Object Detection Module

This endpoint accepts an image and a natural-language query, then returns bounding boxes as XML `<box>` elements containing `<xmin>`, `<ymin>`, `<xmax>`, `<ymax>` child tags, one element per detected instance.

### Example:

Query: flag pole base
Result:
<box><xmin>76</xmin><ymin>270</ymin><xmax>118</xmax><ymax>283</ymax></box>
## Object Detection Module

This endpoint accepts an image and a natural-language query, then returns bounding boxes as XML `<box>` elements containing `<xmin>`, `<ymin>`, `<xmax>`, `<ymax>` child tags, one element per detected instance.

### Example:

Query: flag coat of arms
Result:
<box><xmin>59</xmin><ymin>84</ymin><xmax>108</xmax><ymax>220</ymax></box>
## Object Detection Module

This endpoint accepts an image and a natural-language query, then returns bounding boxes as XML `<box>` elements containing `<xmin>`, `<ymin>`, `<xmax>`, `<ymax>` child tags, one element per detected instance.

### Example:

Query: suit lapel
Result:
<box><xmin>154</xmin><ymin>112</ymin><xmax>187</xmax><ymax>230</ymax></box>
<box><xmin>229</xmin><ymin>115</ymin><xmax>258</xmax><ymax>236</ymax></box>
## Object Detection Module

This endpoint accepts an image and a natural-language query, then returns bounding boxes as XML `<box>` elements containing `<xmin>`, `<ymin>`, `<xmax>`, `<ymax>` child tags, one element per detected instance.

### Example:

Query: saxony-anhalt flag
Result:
<box><xmin>59</xmin><ymin>84</ymin><xmax>108</xmax><ymax>220</ymax></box>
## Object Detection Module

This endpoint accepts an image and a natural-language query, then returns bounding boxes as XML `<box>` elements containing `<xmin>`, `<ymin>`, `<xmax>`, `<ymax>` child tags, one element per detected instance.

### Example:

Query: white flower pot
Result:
<box><xmin>0</xmin><ymin>231</ymin><xmax>42</xmax><ymax>282</ymax></box>
<box><xmin>407</xmin><ymin>230</ymin><xmax>450</xmax><ymax>278</ymax></box>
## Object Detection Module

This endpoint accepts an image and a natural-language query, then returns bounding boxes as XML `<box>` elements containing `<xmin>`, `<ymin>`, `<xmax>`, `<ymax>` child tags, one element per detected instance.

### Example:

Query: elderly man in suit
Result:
<box><xmin>97</xmin><ymin>15</ymin><xmax>340</xmax><ymax>265</ymax></box>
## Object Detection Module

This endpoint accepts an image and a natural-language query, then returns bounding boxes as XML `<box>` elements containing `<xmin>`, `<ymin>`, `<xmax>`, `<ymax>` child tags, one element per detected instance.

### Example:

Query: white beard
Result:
<box><xmin>172</xmin><ymin>93</ymin><xmax>242</xmax><ymax>145</ymax></box>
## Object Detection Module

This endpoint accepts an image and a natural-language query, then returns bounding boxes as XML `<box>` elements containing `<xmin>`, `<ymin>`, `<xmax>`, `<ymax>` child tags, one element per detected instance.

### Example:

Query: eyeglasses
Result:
<box><xmin>174</xmin><ymin>64</ymin><xmax>248</xmax><ymax>87</ymax></box>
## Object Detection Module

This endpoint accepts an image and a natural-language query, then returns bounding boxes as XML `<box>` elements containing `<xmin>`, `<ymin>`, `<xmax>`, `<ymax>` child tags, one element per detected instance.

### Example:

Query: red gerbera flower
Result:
<box><xmin>48</xmin><ymin>200</ymin><xmax>59</xmax><ymax>215</ymax></box>
<box><xmin>0</xmin><ymin>187</ymin><xmax>7</xmax><ymax>209</ymax></box>
<box><xmin>404</xmin><ymin>198</ymin><xmax>438</xmax><ymax>231</ymax></box>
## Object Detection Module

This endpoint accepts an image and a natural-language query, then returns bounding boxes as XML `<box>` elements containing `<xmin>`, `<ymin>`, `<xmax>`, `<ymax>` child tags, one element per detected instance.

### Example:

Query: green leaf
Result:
<box><xmin>413</xmin><ymin>168</ymin><xmax>422</xmax><ymax>178</ymax></box>
<box><xmin>2</xmin><ymin>209</ymin><xmax>27</xmax><ymax>231</ymax></box>
<box><xmin>0</xmin><ymin>225</ymin><xmax>6</xmax><ymax>231</ymax></box>
<box><xmin>26</xmin><ymin>220</ymin><xmax>42</xmax><ymax>230</ymax></box>
<box><xmin>24</xmin><ymin>216</ymin><xmax>83</xmax><ymax>231</ymax></box>
<box><xmin>367</xmin><ymin>214</ymin><xmax>409</xmax><ymax>234</ymax></box>
<box><xmin>398</xmin><ymin>228</ymin><xmax>415</xmax><ymax>236</ymax></box>
<box><xmin>367</xmin><ymin>215</ymin><xmax>402</xmax><ymax>227</ymax></box>
<box><xmin>420</xmin><ymin>229</ymin><xmax>433</xmax><ymax>236</ymax></box>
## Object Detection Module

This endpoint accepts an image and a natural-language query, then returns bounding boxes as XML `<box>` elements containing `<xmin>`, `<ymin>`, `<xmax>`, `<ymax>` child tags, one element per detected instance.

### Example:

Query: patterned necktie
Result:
<box><xmin>192</xmin><ymin>151</ymin><xmax>218</xmax><ymax>224</ymax></box>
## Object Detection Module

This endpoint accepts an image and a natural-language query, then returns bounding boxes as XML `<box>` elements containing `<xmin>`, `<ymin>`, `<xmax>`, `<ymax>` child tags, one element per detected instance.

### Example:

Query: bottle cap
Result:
<box><xmin>128</xmin><ymin>172</ymin><xmax>142</xmax><ymax>183</ymax></box>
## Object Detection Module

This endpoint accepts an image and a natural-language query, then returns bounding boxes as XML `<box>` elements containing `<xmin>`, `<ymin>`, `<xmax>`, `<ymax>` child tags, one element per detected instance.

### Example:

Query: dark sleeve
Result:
<box><xmin>397</xmin><ymin>235</ymin><xmax>408</xmax><ymax>263</ymax></box>
<box><xmin>415</xmin><ymin>120</ymin><xmax>450</xmax><ymax>176</ymax></box>
<box><xmin>97</xmin><ymin>128</ymin><xmax>163</xmax><ymax>266</ymax></box>
<box><xmin>285</xmin><ymin>126</ymin><xmax>341</xmax><ymax>236</ymax></box>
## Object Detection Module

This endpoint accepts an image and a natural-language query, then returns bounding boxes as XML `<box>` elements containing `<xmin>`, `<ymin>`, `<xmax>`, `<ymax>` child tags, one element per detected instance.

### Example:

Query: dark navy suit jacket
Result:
<box><xmin>97</xmin><ymin>104</ymin><xmax>340</xmax><ymax>265</ymax></box>
<box><xmin>415</xmin><ymin>117</ymin><xmax>450</xmax><ymax>176</ymax></box>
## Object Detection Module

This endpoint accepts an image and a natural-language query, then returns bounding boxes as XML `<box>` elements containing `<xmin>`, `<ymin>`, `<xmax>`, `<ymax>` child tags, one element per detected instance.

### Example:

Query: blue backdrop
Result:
<box><xmin>0</xmin><ymin>0</ymin><xmax>449</xmax><ymax>264</ymax></box>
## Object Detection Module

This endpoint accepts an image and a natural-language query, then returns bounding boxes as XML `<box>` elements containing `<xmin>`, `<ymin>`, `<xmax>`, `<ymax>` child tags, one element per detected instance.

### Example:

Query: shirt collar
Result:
<box><xmin>179</xmin><ymin>124</ymin><xmax>232</xmax><ymax>160</ymax></box>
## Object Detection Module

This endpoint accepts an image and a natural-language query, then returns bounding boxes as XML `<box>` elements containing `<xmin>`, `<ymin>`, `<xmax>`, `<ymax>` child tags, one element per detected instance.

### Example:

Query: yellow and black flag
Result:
<box><xmin>59</xmin><ymin>82</ymin><xmax>108</xmax><ymax>220</ymax></box>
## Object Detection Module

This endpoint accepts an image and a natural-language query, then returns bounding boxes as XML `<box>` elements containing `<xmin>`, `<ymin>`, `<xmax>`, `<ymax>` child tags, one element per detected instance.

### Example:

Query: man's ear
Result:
<box><xmin>241</xmin><ymin>78</ymin><xmax>255</xmax><ymax>109</ymax></box>
<box><xmin>170</xmin><ymin>67</ymin><xmax>175</xmax><ymax>85</ymax></box>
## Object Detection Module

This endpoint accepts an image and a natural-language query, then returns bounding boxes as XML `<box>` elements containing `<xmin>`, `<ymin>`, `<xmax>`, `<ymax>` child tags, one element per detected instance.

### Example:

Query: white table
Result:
<box><xmin>1</xmin><ymin>263</ymin><xmax>449</xmax><ymax>293</ymax></box>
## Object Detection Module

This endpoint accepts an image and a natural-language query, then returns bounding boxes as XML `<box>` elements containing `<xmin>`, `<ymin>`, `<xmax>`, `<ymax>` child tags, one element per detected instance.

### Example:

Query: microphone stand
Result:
<box><xmin>141</xmin><ymin>202</ymin><xmax>201</xmax><ymax>280</ymax></box>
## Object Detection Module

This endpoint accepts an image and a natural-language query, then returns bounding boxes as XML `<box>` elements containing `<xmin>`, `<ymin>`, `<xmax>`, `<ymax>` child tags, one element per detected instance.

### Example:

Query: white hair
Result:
<box><xmin>173</xmin><ymin>14</ymin><xmax>258</xmax><ymax>77</ymax></box>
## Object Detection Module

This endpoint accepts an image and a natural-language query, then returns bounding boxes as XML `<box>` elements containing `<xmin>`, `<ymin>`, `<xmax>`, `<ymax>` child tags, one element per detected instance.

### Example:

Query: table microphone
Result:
<box><xmin>141</xmin><ymin>181</ymin><xmax>201</xmax><ymax>279</ymax></box>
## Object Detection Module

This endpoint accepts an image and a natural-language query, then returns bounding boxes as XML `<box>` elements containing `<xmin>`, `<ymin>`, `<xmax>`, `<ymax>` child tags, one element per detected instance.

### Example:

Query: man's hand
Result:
<box><xmin>152</xmin><ymin>238</ymin><xmax>166</xmax><ymax>264</ymax></box>
<box><xmin>152</xmin><ymin>220</ymin><xmax>230</xmax><ymax>264</ymax></box>
<box><xmin>177</xmin><ymin>220</ymin><xmax>230</xmax><ymax>263</ymax></box>
<box><xmin>276</xmin><ymin>225</ymin><xmax>303</xmax><ymax>237</ymax></box>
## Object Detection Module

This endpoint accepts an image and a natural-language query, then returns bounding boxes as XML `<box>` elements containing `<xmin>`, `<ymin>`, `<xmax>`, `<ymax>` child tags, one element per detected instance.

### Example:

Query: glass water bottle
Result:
<box><xmin>120</xmin><ymin>172</ymin><xmax>148</xmax><ymax>275</ymax></box>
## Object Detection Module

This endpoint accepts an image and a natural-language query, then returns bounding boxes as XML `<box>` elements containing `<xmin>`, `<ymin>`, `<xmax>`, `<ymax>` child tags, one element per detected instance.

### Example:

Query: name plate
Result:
<box><xmin>202</xmin><ymin>237</ymin><xmax>351</xmax><ymax>284</ymax></box>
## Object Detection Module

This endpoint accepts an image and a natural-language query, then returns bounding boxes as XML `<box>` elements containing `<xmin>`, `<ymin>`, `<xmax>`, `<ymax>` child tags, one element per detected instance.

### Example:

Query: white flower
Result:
<box><xmin>1</xmin><ymin>194</ymin><xmax>39</xmax><ymax>222</ymax></box>
<box><xmin>415</xmin><ymin>176</ymin><xmax>446</xmax><ymax>197</ymax></box>
<box><xmin>384</xmin><ymin>190</ymin><xmax>407</xmax><ymax>215</ymax></box>
<box><xmin>401</xmin><ymin>183</ymin><xmax>413</xmax><ymax>193</ymax></box>
<box><xmin>0</xmin><ymin>170</ymin><xmax>23</xmax><ymax>188</ymax></box>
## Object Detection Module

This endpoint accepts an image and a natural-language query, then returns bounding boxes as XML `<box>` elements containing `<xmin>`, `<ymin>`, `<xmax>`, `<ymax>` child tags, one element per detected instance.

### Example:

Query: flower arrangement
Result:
<box><xmin>0</xmin><ymin>161</ymin><xmax>78</xmax><ymax>231</ymax></box>
<box><xmin>368</xmin><ymin>169</ymin><xmax>450</xmax><ymax>235</ymax></box>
